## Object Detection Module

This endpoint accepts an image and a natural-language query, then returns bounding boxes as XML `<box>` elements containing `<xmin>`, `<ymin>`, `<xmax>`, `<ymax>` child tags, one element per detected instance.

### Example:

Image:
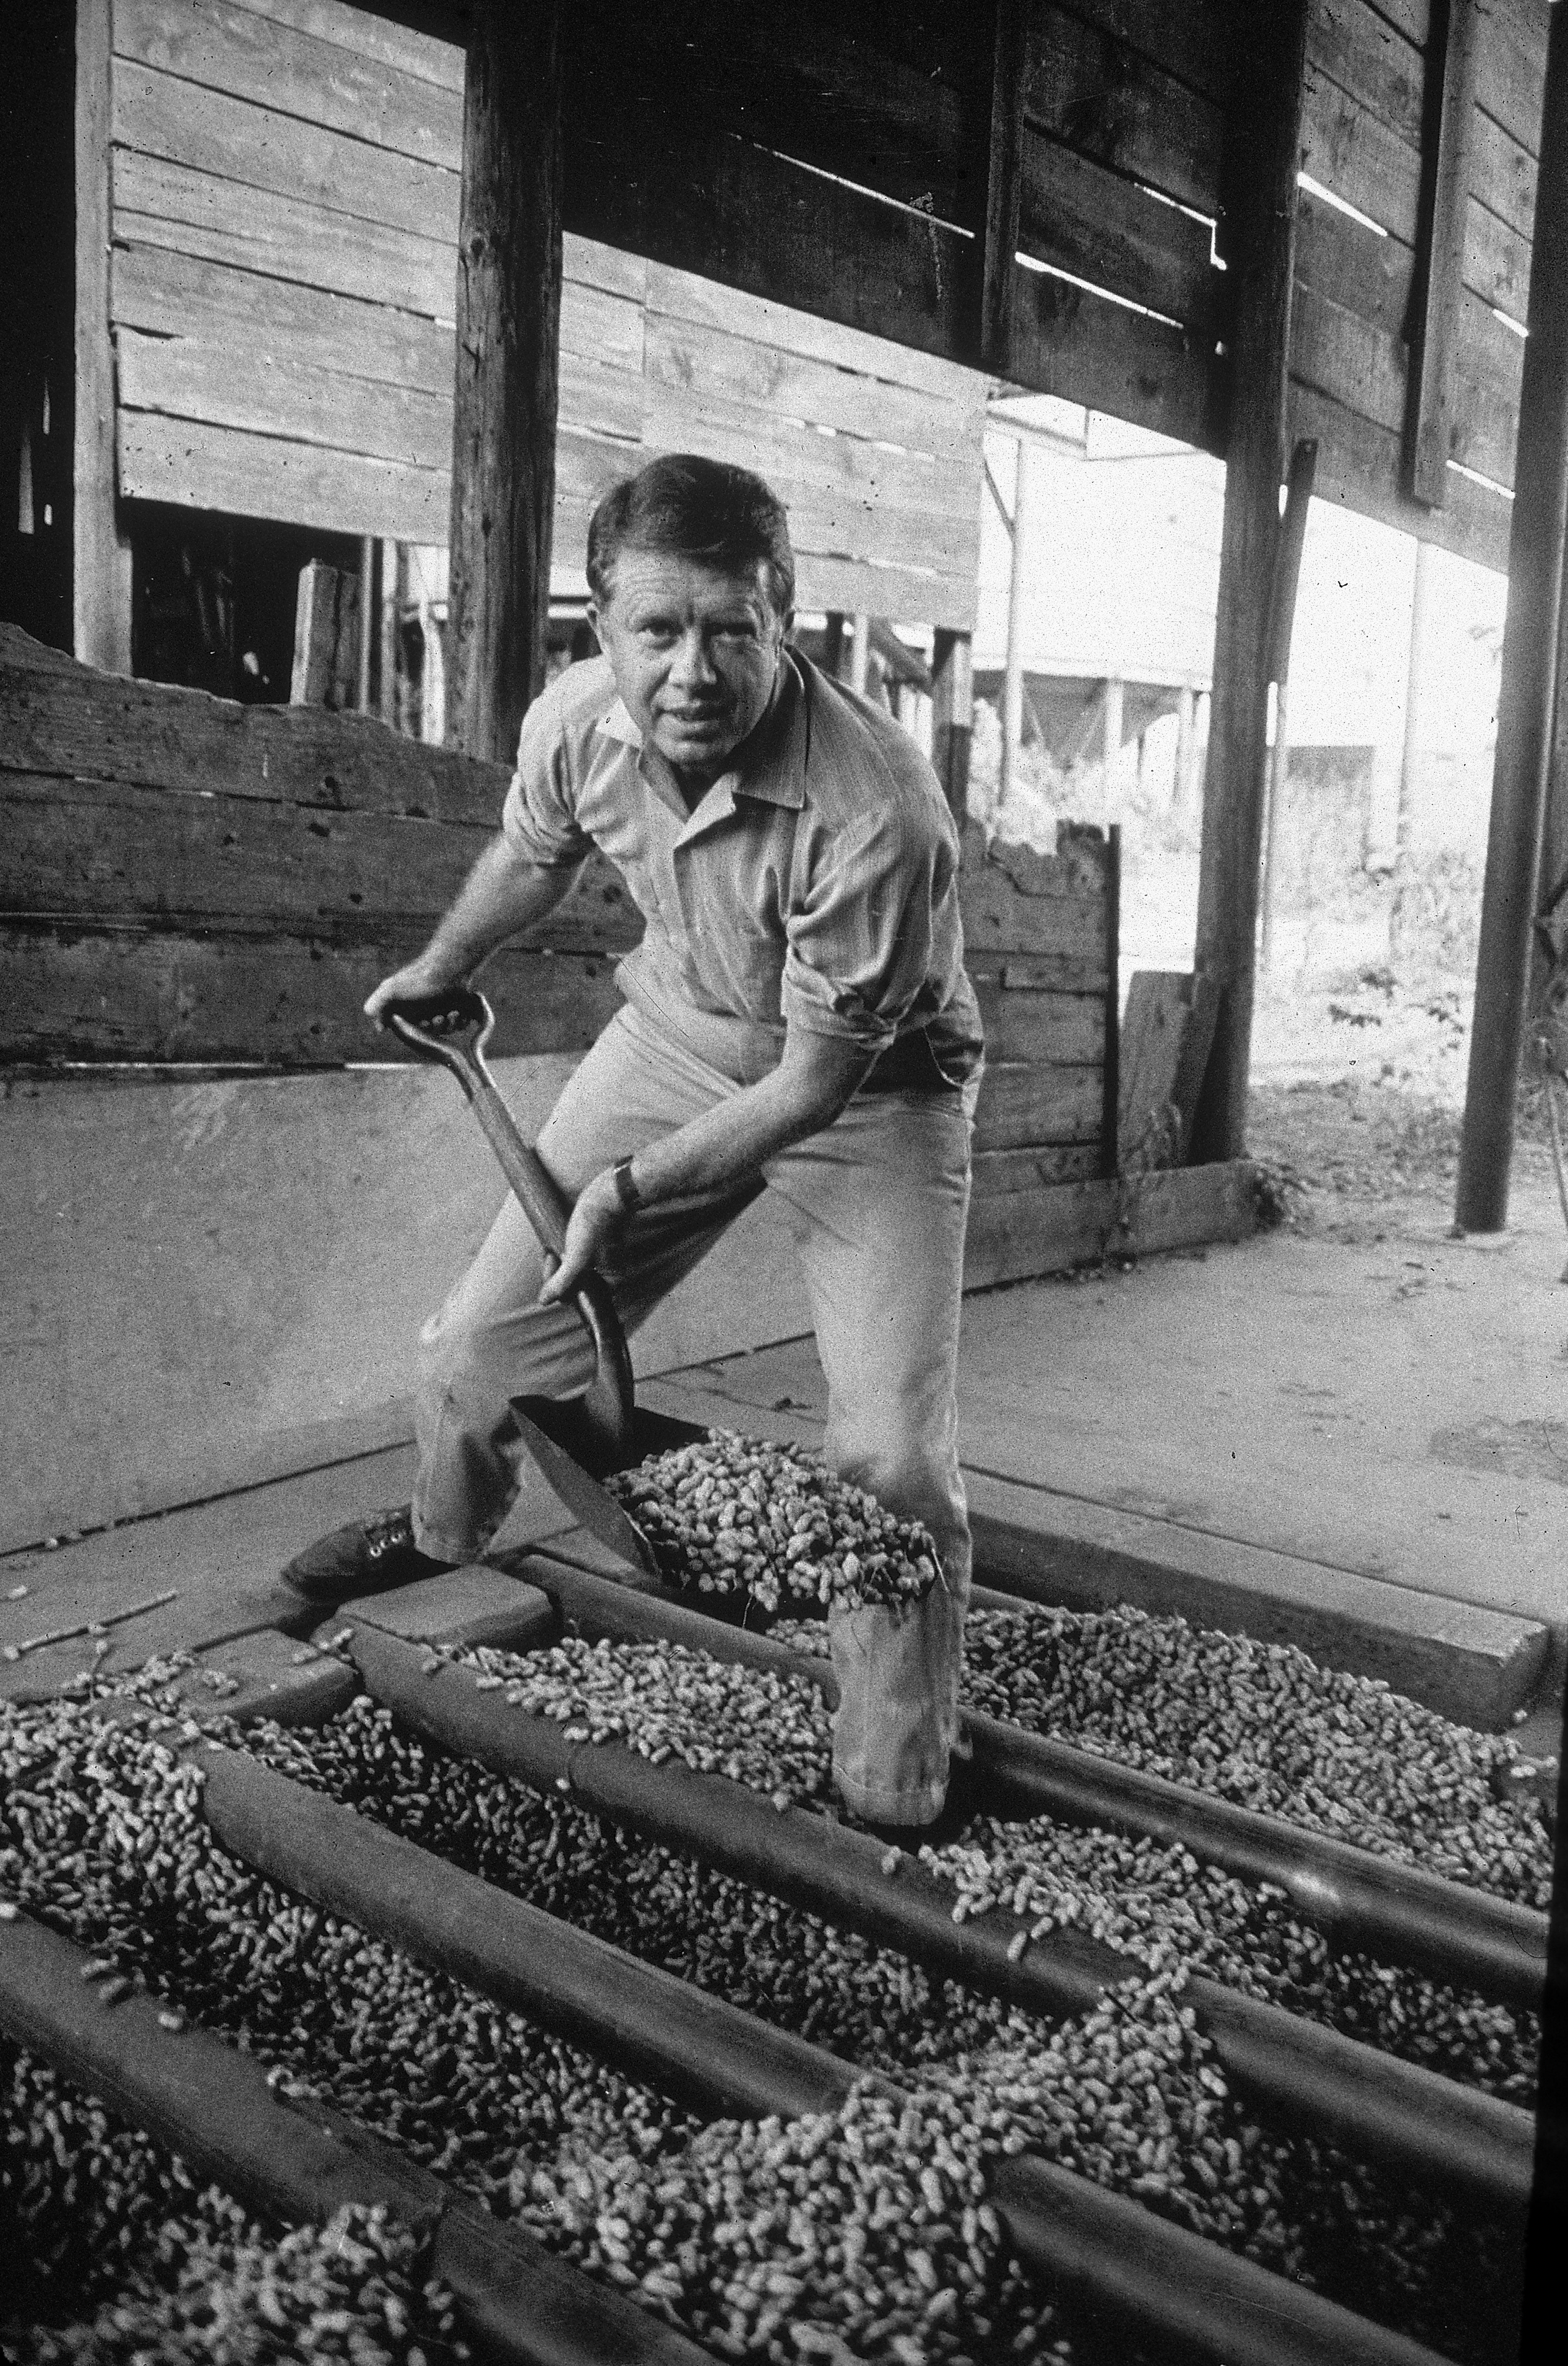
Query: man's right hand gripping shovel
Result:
<box><xmin>380</xmin><ymin>987</ymin><xmax>657</xmax><ymax>1575</ymax></box>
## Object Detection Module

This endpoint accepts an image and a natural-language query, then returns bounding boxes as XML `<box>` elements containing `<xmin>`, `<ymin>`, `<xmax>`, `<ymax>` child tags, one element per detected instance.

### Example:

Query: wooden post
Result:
<box><xmin>1257</xmin><ymin>437</ymin><xmax>1316</xmax><ymax>977</ymax></box>
<box><xmin>1000</xmin><ymin>436</ymin><xmax>1036</xmax><ymax>812</ymax></box>
<box><xmin>1189</xmin><ymin>2</ymin><xmax>1311</xmax><ymax>1165</ymax></box>
<box><xmin>931</xmin><ymin>628</ymin><xmax>973</xmax><ymax>827</ymax></box>
<box><xmin>356</xmin><ymin>534</ymin><xmax>376</xmax><ymax>713</ymax></box>
<box><xmin>821</xmin><ymin>610</ymin><xmax>846</xmax><ymax>680</ymax></box>
<box><xmin>379</xmin><ymin>539</ymin><xmax>401</xmax><ymax>729</ymax></box>
<box><xmin>848</xmin><ymin>612</ymin><xmax>870</xmax><ymax>695</ymax></box>
<box><xmin>1455</xmin><ymin>0</ymin><xmax>1568</xmax><ymax>1231</ymax></box>
<box><xmin>1102</xmin><ymin>676</ymin><xmax>1124</xmax><ymax>784</ymax></box>
<box><xmin>445</xmin><ymin>0</ymin><xmax>563</xmax><ymax>764</ymax></box>
<box><xmin>1173</xmin><ymin>686</ymin><xmax>1196</xmax><ymax>813</ymax></box>
<box><xmin>73</xmin><ymin>0</ymin><xmax>132</xmax><ymax>674</ymax></box>
<box><xmin>980</xmin><ymin>0</ymin><xmax>1030</xmax><ymax>371</ymax></box>
<box><xmin>1409</xmin><ymin>0</ymin><xmax>1483</xmax><ymax>508</ymax></box>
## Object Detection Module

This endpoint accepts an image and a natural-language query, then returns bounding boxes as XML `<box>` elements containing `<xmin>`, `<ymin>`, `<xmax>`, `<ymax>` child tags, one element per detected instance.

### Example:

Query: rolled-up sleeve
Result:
<box><xmin>500</xmin><ymin>686</ymin><xmax>594</xmax><ymax>870</ymax></box>
<box><xmin>781</xmin><ymin>808</ymin><xmax>943</xmax><ymax>1050</ymax></box>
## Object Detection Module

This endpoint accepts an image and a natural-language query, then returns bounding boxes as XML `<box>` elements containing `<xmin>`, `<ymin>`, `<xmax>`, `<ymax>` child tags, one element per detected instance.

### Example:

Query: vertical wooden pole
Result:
<box><xmin>73</xmin><ymin>0</ymin><xmax>132</xmax><ymax>673</ymax></box>
<box><xmin>822</xmin><ymin>610</ymin><xmax>846</xmax><ymax>680</ymax></box>
<box><xmin>379</xmin><ymin>539</ymin><xmax>400</xmax><ymax>727</ymax></box>
<box><xmin>1409</xmin><ymin>0</ymin><xmax>1482</xmax><ymax>508</ymax></box>
<box><xmin>1000</xmin><ymin>436</ymin><xmax>1035</xmax><ymax>812</ymax></box>
<box><xmin>848</xmin><ymin>612</ymin><xmax>870</xmax><ymax>695</ymax></box>
<box><xmin>980</xmin><ymin>0</ymin><xmax>1030</xmax><ymax>371</ymax></box>
<box><xmin>1455</xmin><ymin>0</ymin><xmax>1568</xmax><ymax>1231</ymax></box>
<box><xmin>1102</xmin><ymin>675</ymin><xmax>1124</xmax><ymax>783</ymax></box>
<box><xmin>356</xmin><ymin>533</ymin><xmax>376</xmax><ymax>713</ymax></box>
<box><xmin>1189</xmin><ymin>1</ymin><xmax>1311</xmax><ymax>1164</ymax></box>
<box><xmin>1256</xmin><ymin>436</ymin><xmax>1316</xmax><ymax>977</ymax></box>
<box><xmin>1390</xmin><ymin>539</ymin><xmax>1435</xmax><ymax>961</ymax></box>
<box><xmin>1173</xmin><ymin>685</ymin><xmax>1196</xmax><ymax>813</ymax></box>
<box><xmin>445</xmin><ymin>0</ymin><xmax>563</xmax><ymax>764</ymax></box>
<box><xmin>931</xmin><ymin>628</ymin><xmax>973</xmax><ymax>827</ymax></box>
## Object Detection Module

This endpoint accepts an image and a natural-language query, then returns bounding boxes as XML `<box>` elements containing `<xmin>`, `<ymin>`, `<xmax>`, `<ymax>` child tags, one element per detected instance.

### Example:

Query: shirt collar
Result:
<box><xmin>595</xmin><ymin>652</ymin><xmax>808</xmax><ymax>813</ymax></box>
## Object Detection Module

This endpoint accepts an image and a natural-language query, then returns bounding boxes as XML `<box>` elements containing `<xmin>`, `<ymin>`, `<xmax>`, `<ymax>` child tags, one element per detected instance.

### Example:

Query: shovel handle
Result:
<box><xmin>382</xmin><ymin>988</ymin><xmax>571</xmax><ymax>1257</ymax></box>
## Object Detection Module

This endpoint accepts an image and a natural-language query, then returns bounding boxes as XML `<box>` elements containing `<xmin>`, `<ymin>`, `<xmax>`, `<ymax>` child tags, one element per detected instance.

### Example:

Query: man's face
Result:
<box><xmin>589</xmin><ymin>549</ymin><xmax>791</xmax><ymax>784</ymax></box>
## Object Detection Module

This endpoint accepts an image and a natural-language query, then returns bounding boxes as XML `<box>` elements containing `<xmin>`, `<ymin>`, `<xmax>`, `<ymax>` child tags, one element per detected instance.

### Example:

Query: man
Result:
<box><xmin>285</xmin><ymin>455</ymin><xmax>983</xmax><ymax>1828</ymax></box>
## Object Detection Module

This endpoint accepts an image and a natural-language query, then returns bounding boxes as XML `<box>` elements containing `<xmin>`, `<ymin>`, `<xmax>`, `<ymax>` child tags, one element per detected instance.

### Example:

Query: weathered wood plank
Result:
<box><xmin>964</xmin><ymin>1160</ymin><xmax>1260</xmax><ymax>1293</ymax></box>
<box><xmin>969</xmin><ymin>975</ymin><xmax>1106</xmax><ymax>1066</ymax></box>
<box><xmin>982</xmin><ymin>0</ymin><xmax>1031</xmax><ymax>369</ymax></box>
<box><xmin>118</xmin><ymin>408</ymin><xmax>450</xmax><ymax>541</ymax></box>
<box><xmin>1357</xmin><ymin>0</ymin><xmax>1548</xmax><ymax>158</ymax></box>
<box><xmin>787</xmin><ymin>554</ymin><xmax>978</xmax><ymax>636</ymax></box>
<box><xmin>111</xmin><ymin>57</ymin><xmax>462</xmax><ymax>244</ymax></box>
<box><xmin>1288</xmin><ymin>378</ymin><xmax>1512</xmax><ymax>572</ymax></box>
<box><xmin>0</xmin><ymin>926</ymin><xmax>626</xmax><ymax>1066</ymax></box>
<box><xmin>0</xmin><ymin>777</ymin><xmax>642</xmax><ymax>959</ymax></box>
<box><xmin>112</xmin><ymin>0</ymin><xmax>466</xmax><ymax>166</ymax></box>
<box><xmin>1409</xmin><ymin>0</ymin><xmax>1485</xmax><ymax>506</ymax></box>
<box><xmin>116</xmin><ymin>324</ymin><xmax>455</xmax><ymax>469</ymax></box>
<box><xmin>76</xmin><ymin>0</ymin><xmax>134</xmax><ymax>673</ymax></box>
<box><xmin>969</xmin><ymin>1143</ymin><xmax>1104</xmax><ymax>1195</ymax></box>
<box><xmin>972</xmin><ymin>1061</ymin><xmax>1106</xmax><ymax>1152</ymax></box>
<box><xmin>1019</xmin><ymin>130</ymin><xmax>1222</xmax><ymax>333</ymax></box>
<box><xmin>0</xmin><ymin>622</ymin><xmax>507</xmax><ymax>822</ymax></box>
<box><xmin>221</xmin><ymin>0</ymin><xmax>466</xmax><ymax>94</ymax></box>
<box><xmin>1307</xmin><ymin>0</ymin><xmax>1545</xmax><ymax>180</ymax></box>
<box><xmin>640</xmin><ymin>262</ymin><xmax>976</xmax><ymax>406</ymax></box>
<box><xmin>1058</xmin><ymin>0</ymin><xmax>1241</xmax><ymax>106</ymax></box>
<box><xmin>959</xmin><ymin>824</ymin><xmax>1112</xmax><ymax>953</ymax></box>
<box><xmin>1026</xmin><ymin>1</ymin><xmax>1224</xmax><ymax>215</ymax></box>
<box><xmin>1002</xmin><ymin>253</ymin><xmax>1216</xmax><ymax>453</ymax></box>
<box><xmin>1118</xmin><ymin>969</ymin><xmax>1220</xmax><ymax>1171</ymax></box>
<box><xmin>1291</xmin><ymin>277</ymin><xmax>1523</xmax><ymax>493</ymax></box>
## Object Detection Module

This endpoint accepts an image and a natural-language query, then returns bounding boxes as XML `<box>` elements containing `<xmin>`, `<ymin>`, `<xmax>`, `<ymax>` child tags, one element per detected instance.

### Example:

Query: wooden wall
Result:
<box><xmin>104</xmin><ymin>0</ymin><xmax>983</xmax><ymax>629</ymax></box>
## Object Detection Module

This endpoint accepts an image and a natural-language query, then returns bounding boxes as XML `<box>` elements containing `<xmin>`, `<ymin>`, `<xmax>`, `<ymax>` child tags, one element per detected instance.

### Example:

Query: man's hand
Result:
<box><xmin>364</xmin><ymin>951</ymin><xmax>467</xmax><ymax>1028</ymax></box>
<box><xmin>538</xmin><ymin>1168</ymin><xmax>626</xmax><ymax>1304</ymax></box>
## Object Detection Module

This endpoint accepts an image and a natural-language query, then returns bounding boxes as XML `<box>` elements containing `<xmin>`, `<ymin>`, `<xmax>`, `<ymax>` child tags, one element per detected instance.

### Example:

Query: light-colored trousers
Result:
<box><xmin>411</xmin><ymin>999</ymin><xmax>974</xmax><ymax>1822</ymax></box>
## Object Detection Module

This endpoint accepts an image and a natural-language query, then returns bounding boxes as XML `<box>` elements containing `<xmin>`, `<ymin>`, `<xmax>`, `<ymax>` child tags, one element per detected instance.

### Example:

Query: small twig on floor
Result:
<box><xmin>2</xmin><ymin>1587</ymin><xmax>180</xmax><ymax>1663</ymax></box>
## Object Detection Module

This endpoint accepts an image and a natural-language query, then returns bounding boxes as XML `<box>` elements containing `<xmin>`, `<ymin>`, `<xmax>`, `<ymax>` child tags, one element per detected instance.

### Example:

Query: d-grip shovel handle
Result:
<box><xmin>384</xmin><ymin>987</ymin><xmax>571</xmax><ymax>1257</ymax></box>
<box><xmin>382</xmin><ymin>986</ymin><xmax>636</xmax><ymax>1470</ymax></box>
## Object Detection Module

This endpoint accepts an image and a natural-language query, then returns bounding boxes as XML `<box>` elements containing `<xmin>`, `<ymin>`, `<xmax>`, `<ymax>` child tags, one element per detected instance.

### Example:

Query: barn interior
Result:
<box><xmin>2</xmin><ymin>4</ymin><xmax>1565</xmax><ymax>2364</ymax></box>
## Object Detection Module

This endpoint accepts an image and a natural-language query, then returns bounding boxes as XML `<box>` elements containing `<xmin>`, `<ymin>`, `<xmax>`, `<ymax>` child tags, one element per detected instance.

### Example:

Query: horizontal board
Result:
<box><xmin>960</xmin><ymin>822</ymin><xmax>1111</xmax><ymax>929</ymax></box>
<box><xmin>1019</xmin><ymin>130</ymin><xmax>1221</xmax><ymax>334</ymax></box>
<box><xmin>113</xmin><ymin>145</ymin><xmax>458</xmax><ymax>318</ymax></box>
<box><xmin>565</xmin><ymin>122</ymin><xmax>971</xmax><ymax>371</ymax></box>
<box><xmin>0</xmin><ymin>773</ymin><xmax>643</xmax><ymax>958</ymax></box>
<box><xmin>112</xmin><ymin>57</ymin><xmax>462</xmax><ymax>245</ymax></box>
<box><xmin>0</xmin><ymin>925</ymin><xmax>625</xmax><ymax>1066</ymax></box>
<box><xmin>1063</xmin><ymin>0</ymin><xmax>1241</xmax><ymax>107</ymax></box>
<box><xmin>1288</xmin><ymin>378</ymin><xmax>1512</xmax><ymax>574</ymax></box>
<box><xmin>234</xmin><ymin>0</ymin><xmax>465</xmax><ymax>93</ymax></box>
<box><xmin>786</xmin><ymin>552</ymin><xmax>976</xmax><ymax>634</ymax></box>
<box><xmin>114</xmin><ymin>0</ymin><xmax>465</xmax><ymax>167</ymax></box>
<box><xmin>1026</xmin><ymin>2</ymin><xmax>1223</xmax><ymax>217</ymax></box>
<box><xmin>1358</xmin><ymin>0</ymin><xmax>1547</xmax><ymax>160</ymax></box>
<box><xmin>642</xmin><ymin>309</ymin><xmax>981</xmax><ymax>470</ymax></box>
<box><xmin>0</xmin><ymin>626</ymin><xmax>507</xmax><ymax>822</ymax></box>
<box><xmin>1291</xmin><ymin>277</ymin><xmax>1523</xmax><ymax>492</ymax></box>
<box><xmin>1002</xmin><ymin>253</ymin><xmax>1217</xmax><ymax>454</ymax></box>
<box><xmin>970</xmin><ymin>977</ymin><xmax>1106</xmax><ymax>1066</ymax></box>
<box><xmin>119</xmin><ymin>408</ymin><xmax>451</xmax><ymax>541</ymax></box>
<box><xmin>641</xmin><ymin>263</ymin><xmax>978</xmax><ymax>409</ymax></box>
<box><xmin>969</xmin><ymin>1143</ymin><xmax>1105</xmax><ymax>1194</ymax></box>
<box><xmin>112</xmin><ymin>241</ymin><xmax>456</xmax><ymax>395</ymax></box>
<box><xmin>972</xmin><ymin>1060</ymin><xmax>1105</xmax><ymax>1152</ymax></box>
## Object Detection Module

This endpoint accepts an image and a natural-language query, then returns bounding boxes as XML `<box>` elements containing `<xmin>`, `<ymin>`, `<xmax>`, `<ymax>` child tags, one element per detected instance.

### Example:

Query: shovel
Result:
<box><xmin>384</xmin><ymin>987</ymin><xmax>656</xmax><ymax>1572</ymax></box>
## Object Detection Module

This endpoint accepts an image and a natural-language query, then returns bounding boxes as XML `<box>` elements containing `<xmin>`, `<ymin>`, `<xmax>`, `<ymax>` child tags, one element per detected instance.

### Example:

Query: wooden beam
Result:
<box><xmin>1000</xmin><ymin>437</ymin><xmax>1036</xmax><ymax>812</ymax></box>
<box><xmin>848</xmin><ymin>612</ymin><xmax>870</xmax><ymax>695</ymax></box>
<box><xmin>980</xmin><ymin>0</ymin><xmax>1030</xmax><ymax>370</ymax></box>
<box><xmin>72</xmin><ymin>0</ymin><xmax>132</xmax><ymax>672</ymax></box>
<box><xmin>1258</xmin><ymin>437</ymin><xmax>1317</xmax><ymax>976</ymax></box>
<box><xmin>445</xmin><ymin>0</ymin><xmax>563</xmax><ymax>764</ymax></box>
<box><xmin>931</xmin><ymin>628</ymin><xmax>973</xmax><ymax>826</ymax></box>
<box><xmin>1189</xmin><ymin>2</ymin><xmax>1312</xmax><ymax>1165</ymax></box>
<box><xmin>1409</xmin><ymin>0</ymin><xmax>1485</xmax><ymax>508</ymax></box>
<box><xmin>1456</xmin><ymin>1</ymin><xmax>1568</xmax><ymax>1231</ymax></box>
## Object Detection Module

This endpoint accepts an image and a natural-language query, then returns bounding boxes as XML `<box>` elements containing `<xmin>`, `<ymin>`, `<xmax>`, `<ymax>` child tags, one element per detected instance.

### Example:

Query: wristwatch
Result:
<box><xmin>610</xmin><ymin>1157</ymin><xmax>643</xmax><ymax>1214</ymax></box>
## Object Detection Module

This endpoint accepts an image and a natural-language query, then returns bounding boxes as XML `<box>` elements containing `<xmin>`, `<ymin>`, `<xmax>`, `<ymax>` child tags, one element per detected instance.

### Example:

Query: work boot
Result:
<box><xmin>280</xmin><ymin>1506</ymin><xmax>453</xmax><ymax>1604</ymax></box>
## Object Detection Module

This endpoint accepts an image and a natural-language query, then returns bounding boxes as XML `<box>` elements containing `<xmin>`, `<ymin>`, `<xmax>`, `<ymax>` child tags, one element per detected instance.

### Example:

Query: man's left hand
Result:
<box><xmin>538</xmin><ymin>1168</ymin><xmax>626</xmax><ymax>1305</ymax></box>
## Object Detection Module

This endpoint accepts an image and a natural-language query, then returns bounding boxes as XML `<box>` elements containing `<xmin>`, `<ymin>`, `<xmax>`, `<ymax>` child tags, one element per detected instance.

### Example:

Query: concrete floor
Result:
<box><xmin>661</xmin><ymin>1168</ymin><xmax>1568</xmax><ymax>1642</ymax></box>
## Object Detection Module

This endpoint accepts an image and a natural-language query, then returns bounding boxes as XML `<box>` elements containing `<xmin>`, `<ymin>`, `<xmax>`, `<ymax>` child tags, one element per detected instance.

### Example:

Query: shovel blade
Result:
<box><xmin>508</xmin><ymin>1407</ymin><xmax>660</xmax><ymax>1579</ymax></box>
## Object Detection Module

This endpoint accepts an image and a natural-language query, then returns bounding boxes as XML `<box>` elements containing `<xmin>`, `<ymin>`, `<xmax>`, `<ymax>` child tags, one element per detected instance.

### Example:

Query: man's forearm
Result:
<box><xmin>629</xmin><ymin>1034</ymin><xmax>875</xmax><ymax>1207</ymax></box>
<box><xmin>422</xmin><ymin>834</ymin><xmax>578</xmax><ymax>977</ymax></box>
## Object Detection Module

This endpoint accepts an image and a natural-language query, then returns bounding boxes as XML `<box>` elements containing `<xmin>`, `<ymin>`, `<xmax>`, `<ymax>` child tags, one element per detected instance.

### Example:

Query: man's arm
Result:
<box><xmin>364</xmin><ymin>834</ymin><xmax>579</xmax><ymax>1022</ymax></box>
<box><xmin>540</xmin><ymin>1027</ymin><xmax>876</xmax><ymax>1303</ymax></box>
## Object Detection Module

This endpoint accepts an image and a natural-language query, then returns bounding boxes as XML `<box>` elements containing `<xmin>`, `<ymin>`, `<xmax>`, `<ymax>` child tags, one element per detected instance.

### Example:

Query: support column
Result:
<box><xmin>1390</xmin><ymin>539</ymin><xmax>1435</xmax><ymax>963</ymax></box>
<box><xmin>445</xmin><ymin>0</ymin><xmax>563</xmax><ymax>764</ymax></box>
<box><xmin>848</xmin><ymin>612</ymin><xmax>870</xmax><ymax>695</ymax></box>
<box><xmin>1173</xmin><ymin>685</ymin><xmax>1197</xmax><ymax>813</ymax></box>
<box><xmin>73</xmin><ymin>0</ymin><xmax>132</xmax><ymax>673</ymax></box>
<box><xmin>931</xmin><ymin>628</ymin><xmax>974</xmax><ymax>828</ymax></box>
<box><xmin>1189</xmin><ymin>1</ymin><xmax>1311</xmax><ymax>1164</ymax></box>
<box><xmin>1102</xmin><ymin>675</ymin><xmax>1124</xmax><ymax>783</ymax></box>
<box><xmin>1455</xmin><ymin>0</ymin><xmax>1568</xmax><ymax>1230</ymax></box>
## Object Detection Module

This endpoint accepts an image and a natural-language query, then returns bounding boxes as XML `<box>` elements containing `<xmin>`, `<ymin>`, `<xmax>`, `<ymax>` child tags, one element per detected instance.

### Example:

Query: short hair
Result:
<box><xmin>587</xmin><ymin>454</ymin><xmax>795</xmax><ymax>616</ymax></box>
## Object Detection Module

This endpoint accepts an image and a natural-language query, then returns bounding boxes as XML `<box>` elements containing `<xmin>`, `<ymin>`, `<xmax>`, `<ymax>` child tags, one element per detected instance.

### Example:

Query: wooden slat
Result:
<box><xmin>112</xmin><ymin>146</ymin><xmax>458</xmax><ymax>317</ymax></box>
<box><xmin>969</xmin><ymin>1143</ymin><xmax>1105</xmax><ymax>1194</ymax></box>
<box><xmin>77</xmin><ymin>0</ymin><xmax>135</xmax><ymax>673</ymax></box>
<box><xmin>1059</xmin><ymin>0</ymin><xmax>1241</xmax><ymax>106</ymax></box>
<box><xmin>112</xmin><ymin>0</ymin><xmax>465</xmax><ymax>165</ymax></box>
<box><xmin>970</xmin><ymin>975</ymin><xmax>1106</xmax><ymax>1065</ymax></box>
<box><xmin>640</xmin><ymin>262</ymin><xmax>977</xmax><ymax>407</ymax></box>
<box><xmin>982</xmin><ymin>0</ymin><xmax>1031</xmax><ymax>369</ymax></box>
<box><xmin>1306</xmin><ymin>0</ymin><xmax>1545</xmax><ymax>206</ymax></box>
<box><xmin>228</xmin><ymin>0</ymin><xmax>466</xmax><ymax>93</ymax></box>
<box><xmin>789</xmin><ymin>553</ymin><xmax>977</xmax><ymax>634</ymax></box>
<box><xmin>1289</xmin><ymin>378</ymin><xmax>1512</xmax><ymax>573</ymax></box>
<box><xmin>1291</xmin><ymin>277</ymin><xmax>1523</xmax><ymax>492</ymax></box>
<box><xmin>972</xmin><ymin>1061</ymin><xmax>1105</xmax><ymax>1151</ymax></box>
<box><xmin>641</xmin><ymin>309</ymin><xmax>979</xmax><ymax>467</ymax></box>
<box><xmin>1002</xmin><ymin>255</ymin><xmax>1217</xmax><ymax>452</ymax></box>
<box><xmin>1019</xmin><ymin>131</ymin><xmax>1222</xmax><ymax>332</ymax></box>
<box><xmin>958</xmin><ymin>826</ymin><xmax>1113</xmax><ymax>969</ymax></box>
<box><xmin>0</xmin><ymin>925</ymin><xmax>627</xmax><ymax>1066</ymax></box>
<box><xmin>1027</xmin><ymin>1</ymin><xmax>1224</xmax><ymax>215</ymax></box>
<box><xmin>118</xmin><ymin>407</ymin><xmax>450</xmax><ymax>541</ymax></box>
<box><xmin>1363</xmin><ymin>0</ymin><xmax>1548</xmax><ymax>157</ymax></box>
<box><xmin>565</xmin><ymin>122</ymin><xmax>971</xmax><ymax>369</ymax></box>
<box><xmin>111</xmin><ymin>56</ymin><xmax>462</xmax><ymax>244</ymax></box>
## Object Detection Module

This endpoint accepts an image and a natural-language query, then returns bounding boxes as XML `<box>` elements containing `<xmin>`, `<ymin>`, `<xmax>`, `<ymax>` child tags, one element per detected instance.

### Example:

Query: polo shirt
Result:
<box><xmin>500</xmin><ymin>649</ymin><xmax>984</xmax><ymax>1092</ymax></box>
